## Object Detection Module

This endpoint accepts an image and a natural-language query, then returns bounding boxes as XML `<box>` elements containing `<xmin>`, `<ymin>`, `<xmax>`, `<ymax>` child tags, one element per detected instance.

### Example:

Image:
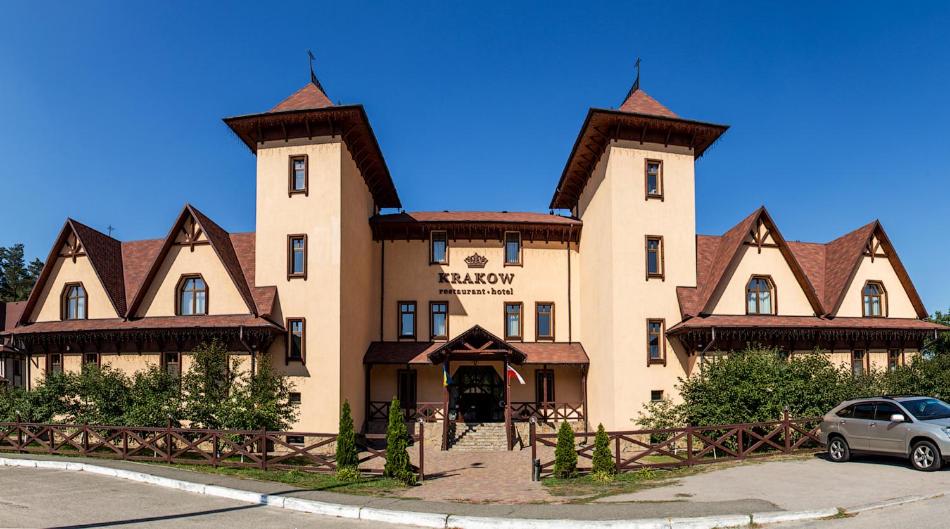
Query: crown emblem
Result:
<box><xmin>464</xmin><ymin>253</ymin><xmax>488</xmax><ymax>268</ymax></box>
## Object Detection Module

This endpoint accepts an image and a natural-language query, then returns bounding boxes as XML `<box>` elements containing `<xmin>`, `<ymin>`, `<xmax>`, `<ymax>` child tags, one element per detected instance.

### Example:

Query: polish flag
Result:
<box><xmin>506</xmin><ymin>365</ymin><xmax>526</xmax><ymax>385</ymax></box>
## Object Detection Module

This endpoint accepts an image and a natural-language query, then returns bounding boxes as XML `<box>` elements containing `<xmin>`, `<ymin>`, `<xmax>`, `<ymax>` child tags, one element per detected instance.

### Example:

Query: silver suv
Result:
<box><xmin>821</xmin><ymin>396</ymin><xmax>950</xmax><ymax>471</ymax></box>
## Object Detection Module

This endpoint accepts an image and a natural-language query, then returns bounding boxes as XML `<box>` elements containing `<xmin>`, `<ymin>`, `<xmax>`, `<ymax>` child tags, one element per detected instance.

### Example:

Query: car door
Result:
<box><xmin>867</xmin><ymin>402</ymin><xmax>911</xmax><ymax>454</ymax></box>
<box><xmin>836</xmin><ymin>402</ymin><xmax>875</xmax><ymax>450</ymax></box>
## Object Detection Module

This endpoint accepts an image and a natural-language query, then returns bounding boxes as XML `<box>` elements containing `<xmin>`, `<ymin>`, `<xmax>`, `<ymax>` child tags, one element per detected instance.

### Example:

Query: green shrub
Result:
<box><xmin>68</xmin><ymin>364</ymin><xmax>131</xmax><ymax>425</ymax></box>
<box><xmin>553</xmin><ymin>421</ymin><xmax>577</xmax><ymax>478</ymax></box>
<box><xmin>591</xmin><ymin>423</ymin><xmax>613</xmax><ymax>475</ymax></box>
<box><xmin>223</xmin><ymin>353</ymin><xmax>298</xmax><ymax>432</ymax></box>
<box><xmin>125</xmin><ymin>365</ymin><xmax>182</xmax><ymax>427</ymax></box>
<box><xmin>180</xmin><ymin>339</ymin><xmax>239</xmax><ymax>430</ymax></box>
<box><xmin>336</xmin><ymin>401</ymin><xmax>358</xmax><ymax>470</ymax></box>
<box><xmin>383</xmin><ymin>398</ymin><xmax>416</xmax><ymax>485</ymax></box>
<box><xmin>335</xmin><ymin>466</ymin><xmax>362</xmax><ymax>483</ymax></box>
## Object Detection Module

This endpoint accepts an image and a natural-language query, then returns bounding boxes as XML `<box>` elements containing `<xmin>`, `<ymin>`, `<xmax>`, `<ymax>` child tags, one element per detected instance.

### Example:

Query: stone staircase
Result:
<box><xmin>447</xmin><ymin>422</ymin><xmax>509</xmax><ymax>451</ymax></box>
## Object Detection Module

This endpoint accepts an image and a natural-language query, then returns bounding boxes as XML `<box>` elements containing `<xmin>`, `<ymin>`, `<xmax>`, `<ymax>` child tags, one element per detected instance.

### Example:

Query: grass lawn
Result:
<box><xmin>155</xmin><ymin>463</ymin><xmax>410</xmax><ymax>496</ymax></box>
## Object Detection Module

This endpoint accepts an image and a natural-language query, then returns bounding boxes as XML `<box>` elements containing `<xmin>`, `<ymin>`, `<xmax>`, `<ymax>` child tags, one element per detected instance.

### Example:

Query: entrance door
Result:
<box><xmin>451</xmin><ymin>366</ymin><xmax>505</xmax><ymax>422</ymax></box>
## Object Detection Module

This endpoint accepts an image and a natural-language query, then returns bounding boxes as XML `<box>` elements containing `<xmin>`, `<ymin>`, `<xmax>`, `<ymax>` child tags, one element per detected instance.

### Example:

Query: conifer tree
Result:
<box><xmin>383</xmin><ymin>397</ymin><xmax>416</xmax><ymax>485</ymax></box>
<box><xmin>553</xmin><ymin>421</ymin><xmax>578</xmax><ymax>478</ymax></box>
<box><xmin>336</xmin><ymin>400</ymin><xmax>358</xmax><ymax>470</ymax></box>
<box><xmin>591</xmin><ymin>423</ymin><xmax>614</xmax><ymax>475</ymax></box>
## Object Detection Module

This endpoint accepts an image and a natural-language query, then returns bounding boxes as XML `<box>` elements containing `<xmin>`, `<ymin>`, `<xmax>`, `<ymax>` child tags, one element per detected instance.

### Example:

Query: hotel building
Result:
<box><xmin>0</xmin><ymin>71</ymin><xmax>945</xmax><ymax>449</ymax></box>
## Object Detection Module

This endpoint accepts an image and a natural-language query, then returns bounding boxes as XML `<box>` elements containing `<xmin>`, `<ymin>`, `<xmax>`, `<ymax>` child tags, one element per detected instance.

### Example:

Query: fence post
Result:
<box><xmin>212</xmin><ymin>433</ymin><xmax>220</xmax><ymax>467</ymax></box>
<box><xmin>529</xmin><ymin>418</ymin><xmax>537</xmax><ymax>463</ymax></box>
<box><xmin>417</xmin><ymin>419</ymin><xmax>425</xmax><ymax>482</ymax></box>
<box><xmin>260</xmin><ymin>429</ymin><xmax>268</xmax><ymax>471</ymax></box>
<box><xmin>122</xmin><ymin>429</ymin><xmax>128</xmax><ymax>460</ymax></box>
<box><xmin>82</xmin><ymin>423</ymin><xmax>89</xmax><ymax>456</ymax></box>
<box><xmin>783</xmin><ymin>409</ymin><xmax>791</xmax><ymax>453</ymax></box>
<box><xmin>614</xmin><ymin>435</ymin><xmax>621</xmax><ymax>472</ymax></box>
<box><xmin>737</xmin><ymin>427</ymin><xmax>744</xmax><ymax>459</ymax></box>
<box><xmin>685</xmin><ymin>426</ymin><xmax>693</xmax><ymax>466</ymax></box>
<box><xmin>165</xmin><ymin>419</ymin><xmax>173</xmax><ymax>463</ymax></box>
<box><xmin>15</xmin><ymin>413</ymin><xmax>23</xmax><ymax>453</ymax></box>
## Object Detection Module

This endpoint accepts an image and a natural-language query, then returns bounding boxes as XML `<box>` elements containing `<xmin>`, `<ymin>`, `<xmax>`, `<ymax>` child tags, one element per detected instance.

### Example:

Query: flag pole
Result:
<box><xmin>504</xmin><ymin>357</ymin><xmax>512</xmax><ymax>450</ymax></box>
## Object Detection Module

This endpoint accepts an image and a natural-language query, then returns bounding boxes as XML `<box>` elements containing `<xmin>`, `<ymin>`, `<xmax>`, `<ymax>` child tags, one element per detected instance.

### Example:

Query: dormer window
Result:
<box><xmin>645</xmin><ymin>159</ymin><xmax>663</xmax><ymax>199</ymax></box>
<box><xmin>289</xmin><ymin>155</ymin><xmax>308</xmax><ymax>195</ymax></box>
<box><xmin>504</xmin><ymin>231</ymin><xmax>522</xmax><ymax>266</ymax></box>
<box><xmin>61</xmin><ymin>283</ymin><xmax>87</xmax><ymax>320</ymax></box>
<box><xmin>177</xmin><ymin>275</ymin><xmax>208</xmax><ymax>316</ymax></box>
<box><xmin>746</xmin><ymin>276</ymin><xmax>775</xmax><ymax>315</ymax></box>
<box><xmin>863</xmin><ymin>281</ymin><xmax>885</xmax><ymax>317</ymax></box>
<box><xmin>430</xmin><ymin>231</ymin><xmax>448</xmax><ymax>265</ymax></box>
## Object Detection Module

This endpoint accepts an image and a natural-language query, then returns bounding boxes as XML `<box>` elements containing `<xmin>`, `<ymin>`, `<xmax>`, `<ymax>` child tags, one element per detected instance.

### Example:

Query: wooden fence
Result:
<box><xmin>368</xmin><ymin>401</ymin><xmax>585</xmax><ymax>423</ymax></box>
<box><xmin>530</xmin><ymin>412</ymin><xmax>821</xmax><ymax>477</ymax></box>
<box><xmin>0</xmin><ymin>419</ymin><xmax>426</xmax><ymax>480</ymax></box>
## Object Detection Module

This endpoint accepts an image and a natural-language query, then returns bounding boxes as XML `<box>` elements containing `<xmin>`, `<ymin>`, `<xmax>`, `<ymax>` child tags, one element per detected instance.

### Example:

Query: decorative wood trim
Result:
<box><xmin>286</xmin><ymin>317</ymin><xmax>306</xmax><ymax>364</ymax></box>
<box><xmin>535</xmin><ymin>302</ymin><xmax>555</xmax><ymax>341</ymax></box>
<box><xmin>429</xmin><ymin>301</ymin><xmax>449</xmax><ymax>341</ymax></box>
<box><xmin>504</xmin><ymin>302</ymin><xmax>524</xmax><ymax>341</ymax></box>
<box><xmin>647</xmin><ymin>318</ymin><xmax>667</xmax><ymax>366</ymax></box>
<box><xmin>429</xmin><ymin>230</ymin><xmax>449</xmax><ymax>265</ymax></box>
<box><xmin>288</xmin><ymin>154</ymin><xmax>309</xmax><ymax>197</ymax></box>
<box><xmin>644</xmin><ymin>158</ymin><xmax>664</xmax><ymax>201</ymax></box>
<box><xmin>504</xmin><ymin>231</ymin><xmax>523</xmax><ymax>266</ymax></box>
<box><xmin>175</xmin><ymin>274</ymin><xmax>208</xmax><ymax>316</ymax></box>
<box><xmin>287</xmin><ymin>234</ymin><xmax>308</xmax><ymax>280</ymax></box>
<box><xmin>745</xmin><ymin>275</ymin><xmax>777</xmax><ymax>315</ymax></box>
<box><xmin>861</xmin><ymin>280</ymin><xmax>887</xmax><ymax>318</ymax></box>
<box><xmin>60</xmin><ymin>282</ymin><xmax>88</xmax><ymax>321</ymax></box>
<box><xmin>645</xmin><ymin>235</ymin><xmax>665</xmax><ymax>280</ymax></box>
<box><xmin>397</xmin><ymin>301</ymin><xmax>417</xmax><ymax>341</ymax></box>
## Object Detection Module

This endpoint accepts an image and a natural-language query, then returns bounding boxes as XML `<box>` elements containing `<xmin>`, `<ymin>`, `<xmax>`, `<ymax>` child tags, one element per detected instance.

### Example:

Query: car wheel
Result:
<box><xmin>828</xmin><ymin>436</ymin><xmax>850</xmax><ymax>462</ymax></box>
<box><xmin>910</xmin><ymin>440</ymin><xmax>942</xmax><ymax>472</ymax></box>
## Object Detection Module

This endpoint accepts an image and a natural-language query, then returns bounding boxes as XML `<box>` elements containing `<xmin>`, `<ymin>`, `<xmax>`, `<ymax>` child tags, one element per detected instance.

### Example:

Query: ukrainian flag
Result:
<box><xmin>442</xmin><ymin>364</ymin><xmax>452</xmax><ymax>387</ymax></box>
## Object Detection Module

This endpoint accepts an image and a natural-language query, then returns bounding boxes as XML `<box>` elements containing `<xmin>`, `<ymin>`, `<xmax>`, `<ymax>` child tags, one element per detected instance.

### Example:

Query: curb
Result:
<box><xmin>0</xmin><ymin>456</ymin><xmax>934</xmax><ymax>528</ymax></box>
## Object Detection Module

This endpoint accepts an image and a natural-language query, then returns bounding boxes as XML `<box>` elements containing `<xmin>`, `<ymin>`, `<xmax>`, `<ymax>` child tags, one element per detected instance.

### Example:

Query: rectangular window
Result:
<box><xmin>398</xmin><ymin>302</ymin><xmax>416</xmax><ymax>339</ymax></box>
<box><xmin>645</xmin><ymin>236</ymin><xmax>664</xmax><ymax>279</ymax></box>
<box><xmin>647</xmin><ymin>319</ymin><xmax>666</xmax><ymax>365</ymax></box>
<box><xmin>287</xmin><ymin>318</ymin><xmax>305</xmax><ymax>363</ymax></box>
<box><xmin>397</xmin><ymin>369</ymin><xmax>417</xmax><ymax>409</ymax></box>
<box><xmin>504</xmin><ymin>231</ymin><xmax>522</xmax><ymax>266</ymax></box>
<box><xmin>430</xmin><ymin>231</ymin><xmax>448</xmax><ymax>264</ymax></box>
<box><xmin>504</xmin><ymin>302</ymin><xmax>523</xmax><ymax>340</ymax></box>
<box><xmin>430</xmin><ymin>301</ymin><xmax>448</xmax><ymax>340</ymax></box>
<box><xmin>83</xmin><ymin>352</ymin><xmax>100</xmax><ymax>369</ymax></box>
<box><xmin>289</xmin><ymin>155</ymin><xmax>308</xmax><ymax>195</ymax></box>
<box><xmin>888</xmin><ymin>349</ymin><xmax>902</xmax><ymax>372</ymax></box>
<box><xmin>289</xmin><ymin>392</ymin><xmax>302</xmax><ymax>406</ymax></box>
<box><xmin>287</xmin><ymin>235</ymin><xmax>307</xmax><ymax>279</ymax></box>
<box><xmin>534</xmin><ymin>369</ymin><xmax>555</xmax><ymax>403</ymax></box>
<box><xmin>286</xmin><ymin>435</ymin><xmax>305</xmax><ymax>445</ymax></box>
<box><xmin>852</xmin><ymin>350</ymin><xmax>866</xmax><ymax>377</ymax></box>
<box><xmin>535</xmin><ymin>303</ymin><xmax>554</xmax><ymax>340</ymax></box>
<box><xmin>651</xmin><ymin>390</ymin><xmax>664</xmax><ymax>401</ymax></box>
<box><xmin>48</xmin><ymin>353</ymin><xmax>63</xmax><ymax>375</ymax></box>
<box><xmin>162</xmin><ymin>352</ymin><xmax>181</xmax><ymax>377</ymax></box>
<box><xmin>645</xmin><ymin>159</ymin><xmax>663</xmax><ymax>199</ymax></box>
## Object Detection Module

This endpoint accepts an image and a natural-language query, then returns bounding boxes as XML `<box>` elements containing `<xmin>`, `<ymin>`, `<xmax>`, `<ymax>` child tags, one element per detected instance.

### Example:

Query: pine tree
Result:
<box><xmin>591</xmin><ymin>423</ymin><xmax>614</xmax><ymax>475</ymax></box>
<box><xmin>336</xmin><ymin>400</ymin><xmax>358</xmax><ymax>470</ymax></box>
<box><xmin>553</xmin><ymin>421</ymin><xmax>578</xmax><ymax>478</ymax></box>
<box><xmin>383</xmin><ymin>397</ymin><xmax>416</xmax><ymax>485</ymax></box>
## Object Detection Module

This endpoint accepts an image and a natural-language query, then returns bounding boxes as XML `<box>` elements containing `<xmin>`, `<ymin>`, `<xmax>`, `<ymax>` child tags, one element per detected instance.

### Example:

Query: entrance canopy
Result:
<box><xmin>427</xmin><ymin>325</ymin><xmax>525</xmax><ymax>365</ymax></box>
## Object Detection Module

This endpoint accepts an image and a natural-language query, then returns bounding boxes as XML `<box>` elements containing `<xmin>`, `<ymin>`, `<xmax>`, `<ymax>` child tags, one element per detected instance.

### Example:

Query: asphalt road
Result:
<box><xmin>778</xmin><ymin>496</ymin><xmax>950</xmax><ymax>529</ymax></box>
<box><xmin>0</xmin><ymin>467</ymin><xmax>416</xmax><ymax>529</ymax></box>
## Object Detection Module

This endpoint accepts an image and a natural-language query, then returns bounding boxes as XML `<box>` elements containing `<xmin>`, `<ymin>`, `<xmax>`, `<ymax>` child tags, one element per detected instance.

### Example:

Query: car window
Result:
<box><xmin>874</xmin><ymin>402</ymin><xmax>902</xmax><ymax>421</ymax></box>
<box><xmin>836</xmin><ymin>405</ymin><xmax>854</xmax><ymax>418</ymax></box>
<box><xmin>852</xmin><ymin>403</ymin><xmax>875</xmax><ymax>420</ymax></box>
<box><xmin>901</xmin><ymin>398</ymin><xmax>950</xmax><ymax>420</ymax></box>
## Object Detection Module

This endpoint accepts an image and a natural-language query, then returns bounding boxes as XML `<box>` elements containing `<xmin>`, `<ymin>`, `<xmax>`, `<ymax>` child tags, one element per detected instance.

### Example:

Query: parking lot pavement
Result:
<box><xmin>776</xmin><ymin>494</ymin><xmax>948</xmax><ymax>528</ymax></box>
<box><xmin>0</xmin><ymin>467</ymin><xmax>416</xmax><ymax>529</ymax></box>
<box><xmin>597</xmin><ymin>454</ymin><xmax>950</xmax><ymax>511</ymax></box>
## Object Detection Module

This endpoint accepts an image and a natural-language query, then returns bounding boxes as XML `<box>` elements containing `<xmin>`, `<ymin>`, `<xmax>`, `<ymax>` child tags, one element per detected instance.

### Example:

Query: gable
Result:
<box><xmin>835</xmin><ymin>252</ymin><xmax>917</xmax><ymax>318</ymax></box>
<box><xmin>28</xmin><ymin>233</ymin><xmax>119</xmax><ymax>322</ymax></box>
<box><xmin>705</xmin><ymin>245</ymin><xmax>816</xmax><ymax>316</ymax></box>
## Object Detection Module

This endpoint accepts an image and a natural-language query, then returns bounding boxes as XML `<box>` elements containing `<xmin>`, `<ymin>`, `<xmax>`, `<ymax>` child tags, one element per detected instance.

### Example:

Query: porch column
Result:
<box><xmin>504</xmin><ymin>358</ymin><xmax>512</xmax><ymax>450</ymax></box>
<box><xmin>441</xmin><ymin>360</ymin><xmax>450</xmax><ymax>451</ymax></box>
<box><xmin>581</xmin><ymin>365</ymin><xmax>589</xmax><ymax>434</ymax></box>
<box><xmin>363</xmin><ymin>364</ymin><xmax>372</xmax><ymax>433</ymax></box>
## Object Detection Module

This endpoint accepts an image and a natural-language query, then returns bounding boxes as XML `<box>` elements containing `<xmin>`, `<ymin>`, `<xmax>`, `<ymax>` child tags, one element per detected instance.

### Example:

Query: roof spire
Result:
<box><xmin>307</xmin><ymin>49</ymin><xmax>325</xmax><ymax>93</ymax></box>
<box><xmin>624</xmin><ymin>57</ymin><xmax>641</xmax><ymax>101</ymax></box>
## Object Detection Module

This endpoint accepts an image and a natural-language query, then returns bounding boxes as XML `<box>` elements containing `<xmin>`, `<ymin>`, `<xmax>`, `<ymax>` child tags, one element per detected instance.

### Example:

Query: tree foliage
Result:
<box><xmin>336</xmin><ymin>400</ymin><xmax>358</xmax><ymax>473</ymax></box>
<box><xmin>125</xmin><ymin>365</ymin><xmax>183</xmax><ymax>427</ymax></box>
<box><xmin>591</xmin><ymin>423</ymin><xmax>613</xmax><ymax>475</ymax></box>
<box><xmin>68</xmin><ymin>365</ymin><xmax>131</xmax><ymax>425</ymax></box>
<box><xmin>0</xmin><ymin>244</ymin><xmax>43</xmax><ymax>302</ymax></box>
<box><xmin>553</xmin><ymin>421</ymin><xmax>577</xmax><ymax>478</ymax></box>
<box><xmin>383</xmin><ymin>397</ymin><xmax>416</xmax><ymax>485</ymax></box>
<box><xmin>180</xmin><ymin>339</ymin><xmax>239</xmax><ymax>430</ymax></box>
<box><xmin>223</xmin><ymin>353</ymin><xmax>298</xmax><ymax>431</ymax></box>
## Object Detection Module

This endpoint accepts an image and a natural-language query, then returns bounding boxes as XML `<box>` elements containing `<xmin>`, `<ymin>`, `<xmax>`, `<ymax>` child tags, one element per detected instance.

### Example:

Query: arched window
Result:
<box><xmin>746</xmin><ymin>276</ymin><xmax>774</xmax><ymax>315</ymax></box>
<box><xmin>177</xmin><ymin>275</ymin><xmax>207</xmax><ymax>316</ymax></box>
<box><xmin>863</xmin><ymin>281</ymin><xmax>885</xmax><ymax>317</ymax></box>
<box><xmin>61</xmin><ymin>283</ymin><xmax>87</xmax><ymax>320</ymax></box>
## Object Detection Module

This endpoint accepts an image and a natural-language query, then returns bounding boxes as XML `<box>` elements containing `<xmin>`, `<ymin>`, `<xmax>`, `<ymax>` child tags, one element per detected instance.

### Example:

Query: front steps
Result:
<box><xmin>447</xmin><ymin>422</ymin><xmax>509</xmax><ymax>451</ymax></box>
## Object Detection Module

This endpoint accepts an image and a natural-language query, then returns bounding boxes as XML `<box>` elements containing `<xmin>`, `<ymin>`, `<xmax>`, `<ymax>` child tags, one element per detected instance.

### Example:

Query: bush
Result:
<box><xmin>335</xmin><ymin>466</ymin><xmax>362</xmax><ymax>483</ymax></box>
<box><xmin>125</xmin><ymin>365</ymin><xmax>182</xmax><ymax>427</ymax></box>
<box><xmin>553</xmin><ymin>421</ymin><xmax>577</xmax><ymax>478</ymax></box>
<box><xmin>591</xmin><ymin>423</ymin><xmax>613</xmax><ymax>475</ymax></box>
<box><xmin>223</xmin><ymin>354</ymin><xmax>298</xmax><ymax>431</ymax></box>
<box><xmin>635</xmin><ymin>397</ymin><xmax>685</xmax><ymax>444</ymax></box>
<box><xmin>383</xmin><ymin>398</ymin><xmax>416</xmax><ymax>485</ymax></box>
<box><xmin>68</xmin><ymin>365</ymin><xmax>130</xmax><ymax>425</ymax></box>
<box><xmin>336</xmin><ymin>401</ymin><xmax>358</xmax><ymax>470</ymax></box>
<box><xmin>181</xmin><ymin>339</ymin><xmax>238</xmax><ymax>429</ymax></box>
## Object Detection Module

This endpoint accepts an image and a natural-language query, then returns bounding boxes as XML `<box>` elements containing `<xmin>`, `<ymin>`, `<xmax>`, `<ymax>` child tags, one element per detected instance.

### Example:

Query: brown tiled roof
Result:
<box><xmin>10</xmin><ymin>314</ymin><xmax>282</xmax><ymax>335</ymax></box>
<box><xmin>229</xmin><ymin>232</ymin><xmax>278</xmax><ymax>317</ymax></box>
<box><xmin>70</xmin><ymin>219</ymin><xmax>127</xmax><ymax>316</ymax></box>
<box><xmin>619</xmin><ymin>88</ymin><xmax>679</xmax><ymax>117</ymax></box>
<box><xmin>363</xmin><ymin>341</ymin><xmax>589</xmax><ymax>365</ymax></box>
<box><xmin>188</xmin><ymin>206</ymin><xmax>258</xmax><ymax>315</ymax></box>
<box><xmin>269</xmin><ymin>81</ymin><xmax>333</xmax><ymax>112</ymax></box>
<box><xmin>371</xmin><ymin>212</ymin><xmax>582</xmax><ymax>243</ymax></box>
<box><xmin>684</xmin><ymin>209</ymin><xmax>929</xmax><ymax>319</ymax></box>
<box><xmin>121</xmin><ymin>238</ymin><xmax>164</xmax><ymax>307</ymax></box>
<box><xmin>1</xmin><ymin>302</ymin><xmax>26</xmax><ymax>332</ymax></box>
<box><xmin>668</xmin><ymin>314</ymin><xmax>947</xmax><ymax>332</ymax></box>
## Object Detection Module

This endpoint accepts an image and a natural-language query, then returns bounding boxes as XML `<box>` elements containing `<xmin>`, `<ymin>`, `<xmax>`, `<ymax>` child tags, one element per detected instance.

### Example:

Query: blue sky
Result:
<box><xmin>0</xmin><ymin>1</ymin><xmax>947</xmax><ymax>312</ymax></box>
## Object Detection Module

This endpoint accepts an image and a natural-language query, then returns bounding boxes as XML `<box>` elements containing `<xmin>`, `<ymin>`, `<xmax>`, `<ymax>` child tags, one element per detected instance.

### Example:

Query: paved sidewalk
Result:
<box><xmin>408</xmin><ymin>449</ymin><xmax>550</xmax><ymax>503</ymax></box>
<box><xmin>0</xmin><ymin>453</ymin><xmax>778</xmax><ymax>520</ymax></box>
